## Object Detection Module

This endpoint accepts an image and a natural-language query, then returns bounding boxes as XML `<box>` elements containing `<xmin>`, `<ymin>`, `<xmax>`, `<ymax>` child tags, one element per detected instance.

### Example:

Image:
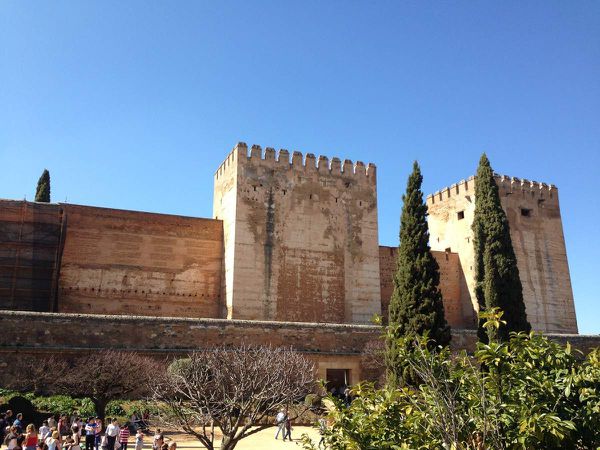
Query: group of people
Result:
<box><xmin>0</xmin><ymin>410</ymin><xmax>165</xmax><ymax>450</ymax></box>
<box><xmin>274</xmin><ymin>410</ymin><xmax>293</xmax><ymax>441</ymax></box>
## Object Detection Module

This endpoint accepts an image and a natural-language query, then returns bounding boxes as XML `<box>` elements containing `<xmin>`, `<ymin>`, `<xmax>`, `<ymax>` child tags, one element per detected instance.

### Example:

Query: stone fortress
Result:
<box><xmin>0</xmin><ymin>142</ymin><xmax>586</xmax><ymax>385</ymax></box>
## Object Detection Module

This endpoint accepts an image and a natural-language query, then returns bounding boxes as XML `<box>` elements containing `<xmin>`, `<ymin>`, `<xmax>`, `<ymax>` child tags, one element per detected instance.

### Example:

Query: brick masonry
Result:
<box><xmin>58</xmin><ymin>204</ymin><xmax>223</xmax><ymax>318</ymax></box>
<box><xmin>379</xmin><ymin>246</ymin><xmax>476</xmax><ymax>328</ymax></box>
<box><xmin>1</xmin><ymin>311</ymin><xmax>598</xmax><ymax>384</ymax></box>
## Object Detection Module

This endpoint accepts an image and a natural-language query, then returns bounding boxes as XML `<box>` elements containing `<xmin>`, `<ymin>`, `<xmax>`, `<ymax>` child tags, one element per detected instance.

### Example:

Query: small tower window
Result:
<box><xmin>457</xmin><ymin>211</ymin><xmax>465</xmax><ymax>220</ymax></box>
<box><xmin>521</xmin><ymin>208</ymin><xmax>532</xmax><ymax>217</ymax></box>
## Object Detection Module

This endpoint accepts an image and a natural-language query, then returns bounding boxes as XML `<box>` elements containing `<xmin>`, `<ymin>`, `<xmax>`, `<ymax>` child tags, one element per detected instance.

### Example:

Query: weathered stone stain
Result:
<box><xmin>213</xmin><ymin>144</ymin><xmax>380</xmax><ymax>324</ymax></box>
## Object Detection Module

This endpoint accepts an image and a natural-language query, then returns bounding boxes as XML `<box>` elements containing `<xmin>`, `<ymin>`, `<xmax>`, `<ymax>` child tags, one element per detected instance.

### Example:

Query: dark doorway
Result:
<box><xmin>326</xmin><ymin>368</ymin><xmax>350</xmax><ymax>396</ymax></box>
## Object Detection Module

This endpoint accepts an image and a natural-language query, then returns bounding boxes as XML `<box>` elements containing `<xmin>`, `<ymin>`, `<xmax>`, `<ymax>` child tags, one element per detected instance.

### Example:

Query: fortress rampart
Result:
<box><xmin>427</xmin><ymin>175</ymin><xmax>557</xmax><ymax>205</ymax></box>
<box><xmin>1</xmin><ymin>311</ymin><xmax>597</xmax><ymax>386</ymax></box>
<box><xmin>0</xmin><ymin>142</ymin><xmax>580</xmax><ymax>346</ymax></box>
<box><xmin>214</xmin><ymin>142</ymin><xmax>381</xmax><ymax>324</ymax></box>
<box><xmin>427</xmin><ymin>174</ymin><xmax>577</xmax><ymax>333</ymax></box>
<box><xmin>215</xmin><ymin>143</ymin><xmax>376</xmax><ymax>182</ymax></box>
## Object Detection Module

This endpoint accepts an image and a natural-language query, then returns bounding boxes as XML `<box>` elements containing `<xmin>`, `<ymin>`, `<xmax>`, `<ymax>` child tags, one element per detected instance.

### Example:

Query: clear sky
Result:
<box><xmin>1</xmin><ymin>1</ymin><xmax>598</xmax><ymax>333</ymax></box>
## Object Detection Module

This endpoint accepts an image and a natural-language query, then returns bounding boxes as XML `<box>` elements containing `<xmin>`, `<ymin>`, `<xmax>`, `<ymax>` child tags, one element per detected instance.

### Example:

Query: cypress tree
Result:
<box><xmin>472</xmin><ymin>154</ymin><xmax>531</xmax><ymax>342</ymax></box>
<box><xmin>386</xmin><ymin>162</ymin><xmax>450</xmax><ymax>385</ymax></box>
<box><xmin>35</xmin><ymin>169</ymin><xmax>51</xmax><ymax>203</ymax></box>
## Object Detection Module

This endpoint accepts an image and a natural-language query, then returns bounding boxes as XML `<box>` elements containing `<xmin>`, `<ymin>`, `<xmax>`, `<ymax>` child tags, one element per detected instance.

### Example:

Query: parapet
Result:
<box><xmin>427</xmin><ymin>174</ymin><xmax>557</xmax><ymax>205</ymax></box>
<box><xmin>215</xmin><ymin>142</ymin><xmax>377</xmax><ymax>184</ymax></box>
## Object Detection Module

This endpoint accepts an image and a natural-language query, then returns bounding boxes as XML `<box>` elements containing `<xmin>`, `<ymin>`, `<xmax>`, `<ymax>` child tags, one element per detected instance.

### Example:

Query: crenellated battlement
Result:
<box><xmin>426</xmin><ymin>174</ymin><xmax>557</xmax><ymax>205</ymax></box>
<box><xmin>215</xmin><ymin>142</ymin><xmax>376</xmax><ymax>184</ymax></box>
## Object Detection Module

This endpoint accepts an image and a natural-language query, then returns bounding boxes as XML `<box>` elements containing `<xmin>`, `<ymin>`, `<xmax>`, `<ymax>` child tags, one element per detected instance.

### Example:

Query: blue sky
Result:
<box><xmin>1</xmin><ymin>1</ymin><xmax>598</xmax><ymax>333</ymax></box>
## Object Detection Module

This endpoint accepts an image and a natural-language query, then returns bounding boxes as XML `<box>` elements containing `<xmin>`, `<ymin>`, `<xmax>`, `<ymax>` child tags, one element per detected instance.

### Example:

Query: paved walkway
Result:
<box><xmin>153</xmin><ymin>426</ymin><xmax>321</xmax><ymax>449</ymax></box>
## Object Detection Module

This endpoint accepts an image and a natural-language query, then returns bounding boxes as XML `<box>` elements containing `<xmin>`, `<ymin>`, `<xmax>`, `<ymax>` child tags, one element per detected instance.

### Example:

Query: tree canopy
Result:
<box><xmin>35</xmin><ymin>169</ymin><xmax>51</xmax><ymax>202</ymax></box>
<box><xmin>386</xmin><ymin>161</ymin><xmax>450</xmax><ymax>385</ymax></box>
<box><xmin>472</xmin><ymin>154</ymin><xmax>531</xmax><ymax>341</ymax></box>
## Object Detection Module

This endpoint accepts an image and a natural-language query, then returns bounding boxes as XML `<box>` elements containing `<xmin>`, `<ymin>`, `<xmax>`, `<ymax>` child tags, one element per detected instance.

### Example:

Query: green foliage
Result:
<box><xmin>167</xmin><ymin>357</ymin><xmax>191</xmax><ymax>376</ymax></box>
<box><xmin>30</xmin><ymin>395</ymin><xmax>94</xmax><ymax>417</ymax></box>
<box><xmin>472</xmin><ymin>154</ymin><xmax>530</xmax><ymax>341</ymax></box>
<box><xmin>105</xmin><ymin>401</ymin><xmax>126</xmax><ymax>417</ymax></box>
<box><xmin>0</xmin><ymin>389</ymin><xmax>156</xmax><ymax>420</ymax></box>
<box><xmin>35</xmin><ymin>169</ymin><xmax>51</xmax><ymax>202</ymax></box>
<box><xmin>386</xmin><ymin>162</ymin><xmax>450</xmax><ymax>386</ymax></box>
<box><xmin>313</xmin><ymin>310</ymin><xmax>600</xmax><ymax>449</ymax></box>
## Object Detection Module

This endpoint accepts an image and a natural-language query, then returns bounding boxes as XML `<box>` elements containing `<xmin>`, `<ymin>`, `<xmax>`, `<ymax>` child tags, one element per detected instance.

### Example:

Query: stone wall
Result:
<box><xmin>0</xmin><ymin>200</ymin><xmax>63</xmax><ymax>312</ymax></box>
<box><xmin>379</xmin><ymin>246</ymin><xmax>475</xmax><ymax>328</ymax></box>
<box><xmin>214</xmin><ymin>143</ymin><xmax>381</xmax><ymax>324</ymax></box>
<box><xmin>427</xmin><ymin>176</ymin><xmax>578</xmax><ymax>333</ymax></box>
<box><xmin>58</xmin><ymin>205</ymin><xmax>224</xmax><ymax>318</ymax></box>
<box><xmin>1</xmin><ymin>312</ymin><xmax>598</xmax><ymax>385</ymax></box>
<box><xmin>0</xmin><ymin>311</ymin><xmax>380</xmax><ymax>384</ymax></box>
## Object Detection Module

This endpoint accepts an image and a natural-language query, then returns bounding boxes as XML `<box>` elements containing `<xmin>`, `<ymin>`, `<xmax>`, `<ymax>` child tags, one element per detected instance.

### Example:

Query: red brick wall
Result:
<box><xmin>379</xmin><ymin>246</ymin><xmax>475</xmax><ymax>328</ymax></box>
<box><xmin>58</xmin><ymin>204</ymin><xmax>224</xmax><ymax>318</ymax></box>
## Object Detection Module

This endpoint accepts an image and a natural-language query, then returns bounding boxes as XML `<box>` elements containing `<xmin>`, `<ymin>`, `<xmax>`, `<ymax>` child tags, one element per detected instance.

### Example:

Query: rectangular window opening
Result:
<box><xmin>457</xmin><ymin>211</ymin><xmax>465</xmax><ymax>220</ymax></box>
<box><xmin>521</xmin><ymin>208</ymin><xmax>532</xmax><ymax>217</ymax></box>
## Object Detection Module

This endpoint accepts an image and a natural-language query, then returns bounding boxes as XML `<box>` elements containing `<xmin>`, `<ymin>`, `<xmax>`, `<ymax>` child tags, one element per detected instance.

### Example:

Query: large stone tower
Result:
<box><xmin>427</xmin><ymin>175</ymin><xmax>578</xmax><ymax>333</ymax></box>
<box><xmin>213</xmin><ymin>142</ymin><xmax>381</xmax><ymax>324</ymax></box>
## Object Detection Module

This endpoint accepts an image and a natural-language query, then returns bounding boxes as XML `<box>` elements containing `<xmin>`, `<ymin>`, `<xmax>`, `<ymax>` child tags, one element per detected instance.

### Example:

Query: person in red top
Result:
<box><xmin>119</xmin><ymin>424</ymin><xmax>130</xmax><ymax>450</ymax></box>
<box><xmin>24</xmin><ymin>424</ymin><xmax>38</xmax><ymax>450</ymax></box>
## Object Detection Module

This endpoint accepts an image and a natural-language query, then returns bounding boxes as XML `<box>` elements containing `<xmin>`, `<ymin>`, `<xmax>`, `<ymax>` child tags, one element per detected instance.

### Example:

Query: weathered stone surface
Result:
<box><xmin>0</xmin><ymin>200</ymin><xmax>62</xmax><ymax>312</ymax></box>
<box><xmin>427</xmin><ymin>176</ymin><xmax>578</xmax><ymax>333</ymax></box>
<box><xmin>1</xmin><ymin>312</ymin><xmax>597</xmax><ymax>385</ymax></box>
<box><xmin>214</xmin><ymin>143</ymin><xmax>381</xmax><ymax>324</ymax></box>
<box><xmin>58</xmin><ymin>204</ymin><xmax>224</xmax><ymax>318</ymax></box>
<box><xmin>0</xmin><ymin>145</ymin><xmax>580</xmax><ymax>338</ymax></box>
<box><xmin>379</xmin><ymin>246</ymin><xmax>476</xmax><ymax>328</ymax></box>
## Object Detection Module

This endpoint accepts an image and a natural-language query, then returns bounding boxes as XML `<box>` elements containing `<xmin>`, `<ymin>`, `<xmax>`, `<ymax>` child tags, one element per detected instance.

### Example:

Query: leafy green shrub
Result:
<box><xmin>312</xmin><ymin>310</ymin><xmax>600</xmax><ymax>450</ymax></box>
<box><xmin>105</xmin><ymin>402</ymin><xmax>126</xmax><ymax>417</ymax></box>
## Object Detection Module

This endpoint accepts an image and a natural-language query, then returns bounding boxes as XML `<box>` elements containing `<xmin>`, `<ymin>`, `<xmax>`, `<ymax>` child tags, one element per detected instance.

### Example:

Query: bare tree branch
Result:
<box><xmin>151</xmin><ymin>345</ymin><xmax>316</xmax><ymax>450</ymax></box>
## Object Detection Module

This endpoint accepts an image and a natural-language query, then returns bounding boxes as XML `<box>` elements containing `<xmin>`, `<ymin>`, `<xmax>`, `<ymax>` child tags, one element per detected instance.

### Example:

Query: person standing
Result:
<box><xmin>84</xmin><ymin>418</ymin><xmax>96</xmax><ymax>450</ymax></box>
<box><xmin>45</xmin><ymin>431</ymin><xmax>59</xmax><ymax>450</ymax></box>
<box><xmin>105</xmin><ymin>420</ymin><xmax>120</xmax><ymax>450</ymax></box>
<box><xmin>70</xmin><ymin>427</ymin><xmax>82</xmax><ymax>450</ymax></box>
<box><xmin>24</xmin><ymin>424</ymin><xmax>38</xmax><ymax>450</ymax></box>
<box><xmin>13</xmin><ymin>414</ymin><xmax>23</xmax><ymax>434</ymax></box>
<box><xmin>94</xmin><ymin>419</ymin><xmax>103</xmax><ymax>450</ymax></box>
<box><xmin>58</xmin><ymin>415</ymin><xmax>69</xmax><ymax>438</ymax></box>
<box><xmin>152</xmin><ymin>429</ymin><xmax>164</xmax><ymax>450</ymax></box>
<box><xmin>0</xmin><ymin>413</ymin><xmax>7</xmax><ymax>446</ymax></box>
<box><xmin>274</xmin><ymin>410</ymin><xmax>285</xmax><ymax>440</ymax></box>
<box><xmin>282</xmin><ymin>415</ymin><xmax>292</xmax><ymax>442</ymax></box>
<box><xmin>39</xmin><ymin>421</ymin><xmax>50</xmax><ymax>442</ymax></box>
<box><xmin>134</xmin><ymin>429</ymin><xmax>143</xmax><ymax>450</ymax></box>
<box><xmin>3</xmin><ymin>426</ymin><xmax>19</xmax><ymax>450</ymax></box>
<box><xmin>118</xmin><ymin>424</ymin><xmax>130</xmax><ymax>450</ymax></box>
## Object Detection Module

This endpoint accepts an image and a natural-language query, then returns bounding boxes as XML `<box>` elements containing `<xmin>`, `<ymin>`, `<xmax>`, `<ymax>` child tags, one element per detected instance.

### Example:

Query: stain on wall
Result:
<box><xmin>213</xmin><ymin>143</ymin><xmax>381</xmax><ymax>324</ymax></box>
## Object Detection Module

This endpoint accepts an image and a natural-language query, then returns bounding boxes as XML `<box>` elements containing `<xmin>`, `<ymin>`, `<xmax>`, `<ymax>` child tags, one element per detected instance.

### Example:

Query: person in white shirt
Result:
<box><xmin>105</xmin><ymin>419</ymin><xmax>120</xmax><ymax>450</ymax></box>
<box><xmin>274</xmin><ymin>410</ymin><xmax>286</xmax><ymax>440</ymax></box>
<box><xmin>39</xmin><ymin>421</ymin><xmax>51</xmax><ymax>442</ymax></box>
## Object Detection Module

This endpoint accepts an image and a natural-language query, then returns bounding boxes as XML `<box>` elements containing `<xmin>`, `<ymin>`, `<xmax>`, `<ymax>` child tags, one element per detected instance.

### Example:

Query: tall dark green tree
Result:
<box><xmin>472</xmin><ymin>154</ymin><xmax>531</xmax><ymax>342</ymax></box>
<box><xmin>386</xmin><ymin>162</ymin><xmax>450</xmax><ymax>385</ymax></box>
<box><xmin>35</xmin><ymin>169</ymin><xmax>51</xmax><ymax>202</ymax></box>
